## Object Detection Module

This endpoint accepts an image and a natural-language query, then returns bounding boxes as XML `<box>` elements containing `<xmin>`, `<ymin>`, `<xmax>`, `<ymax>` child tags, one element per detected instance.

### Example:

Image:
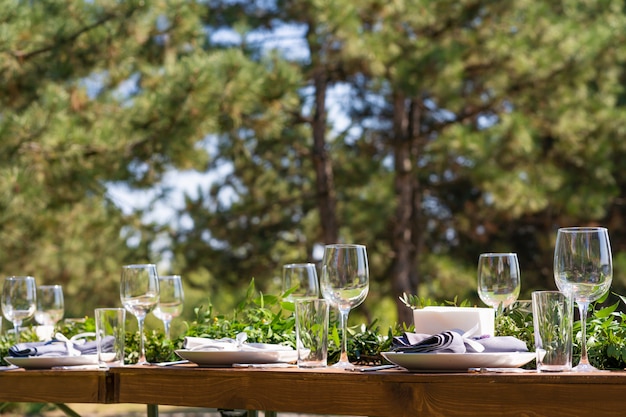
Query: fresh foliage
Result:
<box><xmin>4</xmin><ymin>287</ymin><xmax>626</xmax><ymax>371</ymax></box>
<box><xmin>181</xmin><ymin>280</ymin><xmax>395</xmax><ymax>365</ymax></box>
<box><xmin>399</xmin><ymin>293</ymin><xmax>475</xmax><ymax>310</ymax></box>
<box><xmin>133</xmin><ymin>287</ymin><xmax>626</xmax><ymax>369</ymax></box>
<box><xmin>495</xmin><ymin>303</ymin><xmax>535</xmax><ymax>353</ymax></box>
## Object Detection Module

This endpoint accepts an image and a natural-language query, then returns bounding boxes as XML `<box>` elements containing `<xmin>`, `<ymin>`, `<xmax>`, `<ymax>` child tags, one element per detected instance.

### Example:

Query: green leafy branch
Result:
<box><xmin>5</xmin><ymin>283</ymin><xmax>626</xmax><ymax>370</ymax></box>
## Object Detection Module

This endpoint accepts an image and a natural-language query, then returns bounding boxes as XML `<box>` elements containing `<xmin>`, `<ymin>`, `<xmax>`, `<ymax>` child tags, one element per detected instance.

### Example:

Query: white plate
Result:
<box><xmin>175</xmin><ymin>348</ymin><xmax>297</xmax><ymax>367</ymax></box>
<box><xmin>382</xmin><ymin>351</ymin><xmax>535</xmax><ymax>371</ymax></box>
<box><xmin>5</xmin><ymin>355</ymin><xmax>98</xmax><ymax>369</ymax></box>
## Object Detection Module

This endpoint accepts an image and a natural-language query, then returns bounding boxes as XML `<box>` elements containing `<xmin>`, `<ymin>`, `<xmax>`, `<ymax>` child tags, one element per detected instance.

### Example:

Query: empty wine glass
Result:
<box><xmin>477</xmin><ymin>253</ymin><xmax>521</xmax><ymax>315</ymax></box>
<box><xmin>554</xmin><ymin>227</ymin><xmax>612</xmax><ymax>372</ymax></box>
<box><xmin>35</xmin><ymin>285</ymin><xmax>64</xmax><ymax>340</ymax></box>
<box><xmin>282</xmin><ymin>263</ymin><xmax>320</xmax><ymax>301</ymax></box>
<box><xmin>35</xmin><ymin>285</ymin><xmax>64</xmax><ymax>326</ymax></box>
<box><xmin>120</xmin><ymin>264</ymin><xmax>160</xmax><ymax>364</ymax></box>
<box><xmin>2</xmin><ymin>276</ymin><xmax>37</xmax><ymax>342</ymax></box>
<box><xmin>320</xmin><ymin>244</ymin><xmax>369</xmax><ymax>369</ymax></box>
<box><xmin>153</xmin><ymin>275</ymin><xmax>184</xmax><ymax>339</ymax></box>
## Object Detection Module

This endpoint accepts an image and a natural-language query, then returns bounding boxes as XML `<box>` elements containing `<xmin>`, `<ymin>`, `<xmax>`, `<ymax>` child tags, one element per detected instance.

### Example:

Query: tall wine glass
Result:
<box><xmin>554</xmin><ymin>227</ymin><xmax>612</xmax><ymax>372</ymax></box>
<box><xmin>120</xmin><ymin>264</ymin><xmax>160</xmax><ymax>364</ymax></box>
<box><xmin>320</xmin><ymin>244</ymin><xmax>369</xmax><ymax>369</ymax></box>
<box><xmin>153</xmin><ymin>275</ymin><xmax>184</xmax><ymax>339</ymax></box>
<box><xmin>35</xmin><ymin>285</ymin><xmax>64</xmax><ymax>340</ymax></box>
<box><xmin>282</xmin><ymin>263</ymin><xmax>320</xmax><ymax>301</ymax></box>
<box><xmin>35</xmin><ymin>285</ymin><xmax>64</xmax><ymax>326</ymax></box>
<box><xmin>2</xmin><ymin>276</ymin><xmax>37</xmax><ymax>342</ymax></box>
<box><xmin>477</xmin><ymin>253</ymin><xmax>521</xmax><ymax>315</ymax></box>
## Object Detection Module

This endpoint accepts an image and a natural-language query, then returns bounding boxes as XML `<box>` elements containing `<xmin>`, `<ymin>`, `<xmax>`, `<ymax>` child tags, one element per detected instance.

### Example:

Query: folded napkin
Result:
<box><xmin>184</xmin><ymin>332</ymin><xmax>293</xmax><ymax>352</ymax></box>
<box><xmin>9</xmin><ymin>336</ymin><xmax>114</xmax><ymax>358</ymax></box>
<box><xmin>392</xmin><ymin>331</ymin><xmax>528</xmax><ymax>354</ymax></box>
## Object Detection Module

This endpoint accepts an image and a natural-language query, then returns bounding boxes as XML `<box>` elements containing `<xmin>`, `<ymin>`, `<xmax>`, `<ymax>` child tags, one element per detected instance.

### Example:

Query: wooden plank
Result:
<box><xmin>111</xmin><ymin>366</ymin><xmax>626</xmax><ymax>417</ymax></box>
<box><xmin>0</xmin><ymin>369</ymin><xmax>108</xmax><ymax>404</ymax></box>
<box><xmin>3</xmin><ymin>365</ymin><xmax>626</xmax><ymax>416</ymax></box>
<box><xmin>114</xmin><ymin>367</ymin><xmax>413</xmax><ymax>416</ymax></box>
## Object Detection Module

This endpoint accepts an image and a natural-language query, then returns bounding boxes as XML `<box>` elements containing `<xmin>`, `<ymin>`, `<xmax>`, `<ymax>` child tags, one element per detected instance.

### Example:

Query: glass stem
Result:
<box><xmin>13</xmin><ymin>321</ymin><xmax>21</xmax><ymax>343</ymax></box>
<box><xmin>577</xmin><ymin>301</ymin><xmax>590</xmax><ymax>366</ymax></box>
<box><xmin>494</xmin><ymin>302</ymin><xmax>505</xmax><ymax>322</ymax></box>
<box><xmin>163</xmin><ymin>320</ymin><xmax>171</xmax><ymax>340</ymax></box>
<box><xmin>339</xmin><ymin>308</ymin><xmax>350</xmax><ymax>364</ymax></box>
<box><xmin>137</xmin><ymin>317</ymin><xmax>147</xmax><ymax>364</ymax></box>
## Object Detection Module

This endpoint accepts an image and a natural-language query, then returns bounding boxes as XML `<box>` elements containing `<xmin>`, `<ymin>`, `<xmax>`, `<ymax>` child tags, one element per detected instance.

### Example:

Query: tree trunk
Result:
<box><xmin>311</xmin><ymin>67</ymin><xmax>339</xmax><ymax>245</ymax></box>
<box><xmin>391</xmin><ymin>92</ymin><xmax>421</xmax><ymax>326</ymax></box>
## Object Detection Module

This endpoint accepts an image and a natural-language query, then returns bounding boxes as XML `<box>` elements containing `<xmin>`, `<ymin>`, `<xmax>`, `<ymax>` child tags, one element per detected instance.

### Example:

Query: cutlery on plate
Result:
<box><xmin>467</xmin><ymin>367</ymin><xmax>533</xmax><ymax>373</ymax></box>
<box><xmin>346</xmin><ymin>364</ymin><xmax>398</xmax><ymax>372</ymax></box>
<box><xmin>154</xmin><ymin>360</ymin><xmax>190</xmax><ymax>366</ymax></box>
<box><xmin>232</xmin><ymin>363</ymin><xmax>296</xmax><ymax>368</ymax></box>
<box><xmin>52</xmin><ymin>364</ymin><xmax>102</xmax><ymax>370</ymax></box>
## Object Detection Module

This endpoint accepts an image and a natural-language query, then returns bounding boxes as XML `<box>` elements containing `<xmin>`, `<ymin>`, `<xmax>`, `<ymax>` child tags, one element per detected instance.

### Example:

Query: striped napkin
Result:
<box><xmin>392</xmin><ymin>331</ymin><xmax>528</xmax><ymax>354</ymax></box>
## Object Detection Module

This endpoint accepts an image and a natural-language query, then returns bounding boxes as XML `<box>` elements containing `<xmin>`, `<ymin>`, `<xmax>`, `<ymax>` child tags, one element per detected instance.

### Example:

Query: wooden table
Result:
<box><xmin>3</xmin><ymin>365</ymin><xmax>626</xmax><ymax>417</ymax></box>
<box><xmin>110</xmin><ymin>366</ymin><xmax>626</xmax><ymax>417</ymax></box>
<box><xmin>0</xmin><ymin>368</ymin><xmax>109</xmax><ymax>404</ymax></box>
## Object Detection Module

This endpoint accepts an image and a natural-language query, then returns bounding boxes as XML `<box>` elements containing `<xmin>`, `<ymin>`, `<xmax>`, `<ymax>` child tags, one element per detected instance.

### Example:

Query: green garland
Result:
<box><xmin>3</xmin><ymin>282</ymin><xmax>626</xmax><ymax>370</ymax></box>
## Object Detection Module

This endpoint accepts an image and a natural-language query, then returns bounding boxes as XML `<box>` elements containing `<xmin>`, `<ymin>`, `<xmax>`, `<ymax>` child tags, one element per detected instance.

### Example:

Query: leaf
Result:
<box><xmin>594</xmin><ymin>301</ymin><xmax>619</xmax><ymax>319</ymax></box>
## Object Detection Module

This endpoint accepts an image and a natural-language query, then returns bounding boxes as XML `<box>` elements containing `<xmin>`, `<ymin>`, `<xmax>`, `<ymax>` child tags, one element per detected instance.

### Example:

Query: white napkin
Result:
<box><xmin>9</xmin><ymin>333</ymin><xmax>110</xmax><ymax>358</ymax></box>
<box><xmin>183</xmin><ymin>332</ymin><xmax>293</xmax><ymax>352</ymax></box>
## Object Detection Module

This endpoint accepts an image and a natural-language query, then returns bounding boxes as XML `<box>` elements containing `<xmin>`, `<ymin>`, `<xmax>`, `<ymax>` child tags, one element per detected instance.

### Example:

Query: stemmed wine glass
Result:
<box><xmin>35</xmin><ymin>285</ymin><xmax>64</xmax><ymax>340</ymax></box>
<box><xmin>282</xmin><ymin>263</ymin><xmax>320</xmax><ymax>301</ymax></box>
<box><xmin>2</xmin><ymin>276</ymin><xmax>37</xmax><ymax>342</ymax></box>
<box><xmin>153</xmin><ymin>275</ymin><xmax>184</xmax><ymax>339</ymax></box>
<box><xmin>477</xmin><ymin>253</ymin><xmax>521</xmax><ymax>315</ymax></box>
<box><xmin>554</xmin><ymin>227</ymin><xmax>612</xmax><ymax>372</ymax></box>
<box><xmin>35</xmin><ymin>285</ymin><xmax>65</xmax><ymax>326</ymax></box>
<box><xmin>120</xmin><ymin>264</ymin><xmax>160</xmax><ymax>364</ymax></box>
<box><xmin>320</xmin><ymin>244</ymin><xmax>369</xmax><ymax>369</ymax></box>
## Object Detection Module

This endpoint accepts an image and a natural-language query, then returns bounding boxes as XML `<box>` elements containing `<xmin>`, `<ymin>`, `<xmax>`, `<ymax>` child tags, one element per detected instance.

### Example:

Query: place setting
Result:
<box><xmin>172</xmin><ymin>256</ymin><xmax>326</xmax><ymax>368</ymax></box>
<box><xmin>0</xmin><ymin>277</ymin><xmax>101</xmax><ymax>369</ymax></box>
<box><xmin>4</xmin><ymin>334</ymin><xmax>101</xmax><ymax>370</ymax></box>
<box><xmin>382</xmin><ymin>328</ymin><xmax>535</xmax><ymax>372</ymax></box>
<box><xmin>381</xmin><ymin>226</ymin><xmax>613</xmax><ymax>374</ymax></box>
<box><xmin>172</xmin><ymin>243</ymin><xmax>369</xmax><ymax>369</ymax></box>
<box><xmin>1</xmin><ymin>263</ymin><xmax>167</xmax><ymax>370</ymax></box>
<box><xmin>174</xmin><ymin>331</ymin><xmax>298</xmax><ymax>367</ymax></box>
<box><xmin>380</xmin><ymin>251</ymin><xmax>533</xmax><ymax>372</ymax></box>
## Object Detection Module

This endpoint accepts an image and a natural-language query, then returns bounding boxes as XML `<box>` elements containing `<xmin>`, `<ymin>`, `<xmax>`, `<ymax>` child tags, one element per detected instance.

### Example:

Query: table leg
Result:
<box><xmin>147</xmin><ymin>404</ymin><xmax>159</xmax><ymax>417</ymax></box>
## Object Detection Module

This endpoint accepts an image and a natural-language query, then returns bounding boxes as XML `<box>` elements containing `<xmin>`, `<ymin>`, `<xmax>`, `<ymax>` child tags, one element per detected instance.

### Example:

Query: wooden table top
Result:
<box><xmin>2</xmin><ymin>365</ymin><xmax>626</xmax><ymax>417</ymax></box>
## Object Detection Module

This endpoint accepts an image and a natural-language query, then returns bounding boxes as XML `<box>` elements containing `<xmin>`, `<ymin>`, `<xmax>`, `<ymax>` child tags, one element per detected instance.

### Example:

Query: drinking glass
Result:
<box><xmin>282</xmin><ymin>263</ymin><xmax>320</xmax><ymax>301</ymax></box>
<box><xmin>2</xmin><ymin>276</ymin><xmax>37</xmax><ymax>342</ymax></box>
<box><xmin>554</xmin><ymin>227</ymin><xmax>612</xmax><ymax>372</ymax></box>
<box><xmin>35</xmin><ymin>285</ymin><xmax>64</xmax><ymax>326</ymax></box>
<box><xmin>153</xmin><ymin>275</ymin><xmax>184</xmax><ymax>339</ymax></box>
<box><xmin>120</xmin><ymin>264</ymin><xmax>160</xmax><ymax>364</ymax></box>
<box><xmin>477</xmin><ymin>253</ymin><xmax>521</xmax><ymax>314</ymax></box>
<box><xmin>320</xmin><ymin>244</ymin><xmax>369</xmax><ymax>369</ymax></box>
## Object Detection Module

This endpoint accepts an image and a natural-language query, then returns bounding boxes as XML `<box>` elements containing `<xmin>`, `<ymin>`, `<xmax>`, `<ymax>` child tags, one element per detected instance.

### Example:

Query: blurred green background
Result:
<box><xmin>2</xmin><ymin>0</ymin><xmax>626</xmax><ymax>335</ymax></box>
